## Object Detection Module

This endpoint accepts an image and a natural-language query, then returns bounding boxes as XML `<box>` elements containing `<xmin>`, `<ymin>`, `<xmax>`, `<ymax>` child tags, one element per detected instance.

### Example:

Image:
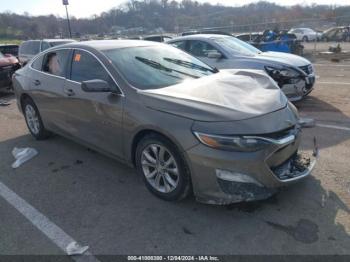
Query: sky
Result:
<box><xmin>1</xmin><ymin>0</ymin><xmax>349</xmax><ymax>18</ymax></box>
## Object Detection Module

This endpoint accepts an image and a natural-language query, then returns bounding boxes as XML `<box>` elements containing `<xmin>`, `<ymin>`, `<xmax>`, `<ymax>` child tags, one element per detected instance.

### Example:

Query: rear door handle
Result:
<box><xmin>34</xmin><ymin>80</ymin><xmax>41</xmax><ymax>86</ymax></box>
<box><xmin>64</xmin><ymin>88</ymin><xmax>75</xmax><ymax>97</ymax></box>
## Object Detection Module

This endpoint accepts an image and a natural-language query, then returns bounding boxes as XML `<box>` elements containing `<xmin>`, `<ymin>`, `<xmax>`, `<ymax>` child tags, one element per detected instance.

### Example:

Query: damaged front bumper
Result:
<box><xmin>185</xmin><ymin>129</ymin><xmax>318</xmax><ymax>205</ymax></box>
<box><xmin>281</xmin><ymin>74</ymin><xmax>315</xmax><ymax>102</ymax></box>
<box><xmin>272</xmin><ymin>150</ymin><xmax>318</xmax><ymax>182</ymax></box>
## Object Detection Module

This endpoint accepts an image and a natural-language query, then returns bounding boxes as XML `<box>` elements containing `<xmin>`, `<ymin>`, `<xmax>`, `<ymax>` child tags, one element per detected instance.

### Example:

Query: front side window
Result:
<box><xmin>187</xmin><ymin>40</ymin><xmax>219</xmax><ymax>57</ymax></box>
<box><xmin>70</xmin><ymin>50</ymin><xmax>114</xmax><ymax>87</ymax></box>
<box><xmin>42</xmin><ymin>50</ymin><xmax>70</xmax><ymax>77</ymax></box>
<box><xmin>103</xmin><ymin>45</ymin><xmax>216</xmax><ymax>90</ymax></box>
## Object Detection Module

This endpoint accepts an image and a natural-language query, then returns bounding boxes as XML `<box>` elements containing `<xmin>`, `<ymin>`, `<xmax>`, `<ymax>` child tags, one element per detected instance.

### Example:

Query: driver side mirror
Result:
<box><xmin>207</xmin><ymin>50</ymin><xmax>222</xmax><ymax>59</ymax></box>
<box><xmin>81</xmin><ymin>79</ymin><xmax>113</xmax><ymax>93</ymax></box>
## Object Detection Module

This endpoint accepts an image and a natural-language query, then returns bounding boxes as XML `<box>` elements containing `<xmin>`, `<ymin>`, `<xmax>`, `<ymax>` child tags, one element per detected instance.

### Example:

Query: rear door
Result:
<box><xmin>62</xmin><ymin>49</ymin><xmax>125</xmax><ymax>159</ymax></box>
<box><xmin>28</xmin><ymin>49</ymin><xmax>71</xmax><ymax>133</ymax></box>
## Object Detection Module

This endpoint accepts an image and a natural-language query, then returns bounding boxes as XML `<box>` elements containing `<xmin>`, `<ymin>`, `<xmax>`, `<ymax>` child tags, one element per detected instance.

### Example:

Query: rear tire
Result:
<box><xmin>302</xmin><ymin>36</ymin><xmax>308</xmax><ymax>42</ymax></box>
<box><xmin>135</xmin><ymin>133</ymin><xmax>191</xmax><ymax>201</ymax></box>
<box><xmin>22</xmin><ymin>97</ymin><xmax>51</xmax><ymax>140</ymax></box>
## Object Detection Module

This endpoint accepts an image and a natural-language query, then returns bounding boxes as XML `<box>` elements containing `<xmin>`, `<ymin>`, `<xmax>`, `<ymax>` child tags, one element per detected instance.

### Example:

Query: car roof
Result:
<box><xmin>57</xmin><ymin>40</ymin><xmax>161</xmax><ymax>51</ymax></box>
<box><xmin>169</xmin><ymin>34</ymin><xmax>232</xmax><ymax>42</ymax></box>
<box><xmin>43</xmin><ymin>39</ymin><xmax>76</xmax><ymax>42</ymax></box>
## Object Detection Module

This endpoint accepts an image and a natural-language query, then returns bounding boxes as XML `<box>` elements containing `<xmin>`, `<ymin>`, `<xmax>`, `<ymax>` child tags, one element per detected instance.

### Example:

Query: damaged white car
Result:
<box><xmin>168</xmin><ymin>34</ymin><xmax>315</xmax><ymax>101</ymax></box>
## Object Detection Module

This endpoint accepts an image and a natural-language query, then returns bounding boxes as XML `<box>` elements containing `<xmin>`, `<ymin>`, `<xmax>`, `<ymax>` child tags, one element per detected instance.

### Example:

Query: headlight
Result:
<box><xmin>265</xmin><ymin>66</ymin><xmax>300</xmax><ymax>78</ymax></box>
<box><xmin>193</xmin><ymin>132</ymin><xmax>270</xmax><ymax>152</ymax></box>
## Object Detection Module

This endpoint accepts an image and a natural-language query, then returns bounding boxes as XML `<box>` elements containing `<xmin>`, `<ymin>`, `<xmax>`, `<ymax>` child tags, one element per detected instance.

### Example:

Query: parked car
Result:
<box><xmin>321</xmin><ymin>26</ymin><xmax>350</xmax><ymax>42</ymax></box>
<box><xmin>18</xmin><ymin>39</ymin><xmax>76</xmax><ymax>66</ymax></box>
<box><xmin>0</xmin><ymin>44</ymin><xmax>19</xmax><ymax>58</ymax></box>
<box><xmin>288</xmin><ymin>28</ymin><xmax>318</xmax><ymax>42</ymax></box>
<box><xmin>0</xmin><ymin>52</ymin><xmax>20</xmax><ymax>90</ymax></box>
<box><xmin>12</xmin><ymin>40</ymin><xmax>317</xmax><ymax>204</ymax></box>
<box><xmin>168</xmin><ymin>34</ymin><xmax>315</xmax><ymax>101</ymax></box>
<box><xmin>236</xmin><ymin>32</ymin><xmax>261</xmax><ymax>42</ymax></box>
<box><xmin>236</xmin><ymin>31</ymin><xmax>304</xmax><ymax>55</ymax></box>
<box><xmin>143</xmin><ymin>35</ymin><xmax>172</xmax><ymax>42</ymax></box>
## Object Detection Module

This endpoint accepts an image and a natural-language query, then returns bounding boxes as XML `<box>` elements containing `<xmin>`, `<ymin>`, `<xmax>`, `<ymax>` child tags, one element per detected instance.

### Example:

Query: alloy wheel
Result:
<box><xmin>141</xmin><ymin>144</ymin><xmax>179</xmax><ymax>193</ymax></box>
<box><xmin>25</xmin><ymin>104</ymin><xmax>40</xmax><ymax>135</ymax></box>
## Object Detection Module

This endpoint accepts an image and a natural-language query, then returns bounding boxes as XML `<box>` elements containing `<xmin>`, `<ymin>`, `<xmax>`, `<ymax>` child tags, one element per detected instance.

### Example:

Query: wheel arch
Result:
<box><xmin>130</xmin><ymin>128</ymin><xmax>183</xmax><ymax>167</ymax></box>
<box><xmin>19</xmin><ymin>93</ymin><xmax>33</xmax><ymax>113</ymax></box>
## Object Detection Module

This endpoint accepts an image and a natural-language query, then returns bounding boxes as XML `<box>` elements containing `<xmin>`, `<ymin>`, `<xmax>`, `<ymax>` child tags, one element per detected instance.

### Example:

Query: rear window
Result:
<box><xmin>170</xmin><ymin>41</ymin><xmax>187</xmax><ymax>50</ymax></box>
<box><xmin>20</xmin><ymin>41</ymin><xmax>40</xmax><ymax>55</ymax></box>
<box><xmin>0</xmin><ymin>45</ymin><xmax>18</xmax><ymax>56</ymax></box>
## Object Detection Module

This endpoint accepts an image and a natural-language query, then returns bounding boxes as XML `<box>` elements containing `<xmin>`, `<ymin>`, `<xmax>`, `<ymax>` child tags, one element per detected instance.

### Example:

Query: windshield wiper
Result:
<box><xmin>163</xmin><ymin>58</ymin><xmax>218</xmax><ymax>73</ymax></box>
<box><xmin>135</xmin><ymin>56</ymin><xmax>198</xmax><ymax>78</ymax></box>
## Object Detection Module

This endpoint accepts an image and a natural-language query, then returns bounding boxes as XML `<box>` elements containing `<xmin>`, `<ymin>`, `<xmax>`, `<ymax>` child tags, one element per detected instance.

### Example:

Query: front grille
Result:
<box><xmin>299</xmin><ymin>64</ymin><xmax>313</xmax><ymax>75</ymax></box>
<box><xmin>257</xmin><ymin>125</ymin><xmax>297</xmax><ymax>140</ymax></box>
<box><xmin>265</xmin><ymin>125</ymin><xmax>302</xmax><ymax>178</ymax></box>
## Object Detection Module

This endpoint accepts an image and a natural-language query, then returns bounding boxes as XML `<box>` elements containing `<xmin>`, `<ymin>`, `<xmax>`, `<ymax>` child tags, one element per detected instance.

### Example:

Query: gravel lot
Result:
<box><xmin>0</xmin><ymin>59</ymin><xmax>349</xmax><ymax>258</ymax></box>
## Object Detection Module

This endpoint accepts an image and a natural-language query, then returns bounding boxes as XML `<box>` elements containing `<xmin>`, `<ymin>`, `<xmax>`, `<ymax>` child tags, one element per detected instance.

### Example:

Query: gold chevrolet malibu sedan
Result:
<box><xmin>12</xmin><ymin>40</ymin><xmax>317</xmax><ymax>205</ymax></box>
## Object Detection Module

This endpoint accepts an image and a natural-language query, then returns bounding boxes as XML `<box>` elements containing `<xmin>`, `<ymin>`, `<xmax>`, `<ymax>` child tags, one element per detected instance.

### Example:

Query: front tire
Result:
<box><xmin>135</xmin><ymin>134</ymin><xmax>191</xmax><ymax>201</ymax></box>
<box><xmin>22</xmin><ymin>97</ymin><xmax>51</xmax><ymax>140</ymax></box>
<box><xmin>302</xmin><ymin>36</ymin><xmax>308</xmax><ymax>42</ymax></box>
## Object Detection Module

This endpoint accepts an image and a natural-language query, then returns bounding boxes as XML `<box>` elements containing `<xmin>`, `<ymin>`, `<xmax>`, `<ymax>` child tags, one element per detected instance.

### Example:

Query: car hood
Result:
<box><xmin>254</xmin><ymin>51</ymin><xmax>310</xmax><ymax>67</ymax></box>
<box><xmin>138</xmin><ymin>69</ymin><xmax>287</xmax><ymax>122</ymax></box>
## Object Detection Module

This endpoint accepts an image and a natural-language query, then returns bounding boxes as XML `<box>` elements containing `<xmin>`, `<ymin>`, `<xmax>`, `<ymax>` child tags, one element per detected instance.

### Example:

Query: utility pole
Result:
<box><xmin>62</xmin><ymin>0</ymin><xmax>72</xmax><ymax>38</ymax></box>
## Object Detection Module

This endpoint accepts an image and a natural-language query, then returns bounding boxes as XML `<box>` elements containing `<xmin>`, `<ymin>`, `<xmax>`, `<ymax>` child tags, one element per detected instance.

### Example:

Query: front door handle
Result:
<box><xmin>64</xmin><ymin>88</ymin><xmax>75</xmax><ymax>97</ymax></box>
<box><xmin>34</xmin><ymin>80</ymin><xmax>41</xmax><ymax>86</ymax></box>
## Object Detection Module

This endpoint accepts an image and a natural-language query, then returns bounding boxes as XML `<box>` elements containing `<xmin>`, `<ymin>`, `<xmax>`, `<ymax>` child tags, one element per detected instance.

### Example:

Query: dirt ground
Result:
<box><xmin>0</xmin><ymin>58</ymin><xmax>349</xmax><ymax>258</ymax></box>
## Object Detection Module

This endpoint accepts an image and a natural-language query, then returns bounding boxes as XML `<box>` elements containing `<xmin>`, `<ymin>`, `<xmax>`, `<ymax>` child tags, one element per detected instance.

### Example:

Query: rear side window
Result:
<box><xmin>31</xmin><ymin>55</ymin><xmax>44</xmax><ymax>71</ymax></box>
<box><xmin>42</xmin><ymin>50</ymin><xmax>70</xmax><ymax>77</ymax></box>
<box><xmin>70</xmin><ymin>50</ymin><xmax>115</xmax><ymax>86</ymax></box>
<box><xmin>20</xmin><ymin>41</ymin><xmax>40</xmax><ymax>55</ymax></box>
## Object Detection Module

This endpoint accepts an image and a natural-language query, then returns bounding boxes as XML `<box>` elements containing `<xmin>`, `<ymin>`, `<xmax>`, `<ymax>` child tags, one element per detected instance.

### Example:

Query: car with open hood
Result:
<box><xmin>12</xmin><ymin>40</ymin><xmax>317</xmax><ymax>204</ymax></box>
<box><xmin>168</xmin><ymin>34</ymin><xmax>315</xmax><ymax>101</ymax></box>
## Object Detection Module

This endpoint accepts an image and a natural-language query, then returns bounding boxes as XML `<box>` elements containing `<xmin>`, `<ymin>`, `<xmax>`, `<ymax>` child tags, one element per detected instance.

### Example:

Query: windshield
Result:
<box><xmin>103</xmin><ymin>45</ymin><xmax>216</xmax><ymax>90</ymax></box>
<box><xmin>212</xmin><ymin>36</ymin><xmax>261</xmax><ymax>56</ymax></box>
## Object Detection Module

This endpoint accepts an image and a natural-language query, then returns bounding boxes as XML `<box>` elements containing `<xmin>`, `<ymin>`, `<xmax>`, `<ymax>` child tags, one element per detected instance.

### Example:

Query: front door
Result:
<box><xmin>62</xmin><ymin>49</ymin><xmax>125</xmax><ymax>159</ymax></box>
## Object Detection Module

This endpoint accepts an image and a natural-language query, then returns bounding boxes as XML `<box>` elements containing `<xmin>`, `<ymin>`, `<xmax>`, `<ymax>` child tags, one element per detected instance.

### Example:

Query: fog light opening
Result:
<box><xmin>215</xmin><ymin>169</ymin><xmax>263</xmax><ymax>187</ymax></box>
